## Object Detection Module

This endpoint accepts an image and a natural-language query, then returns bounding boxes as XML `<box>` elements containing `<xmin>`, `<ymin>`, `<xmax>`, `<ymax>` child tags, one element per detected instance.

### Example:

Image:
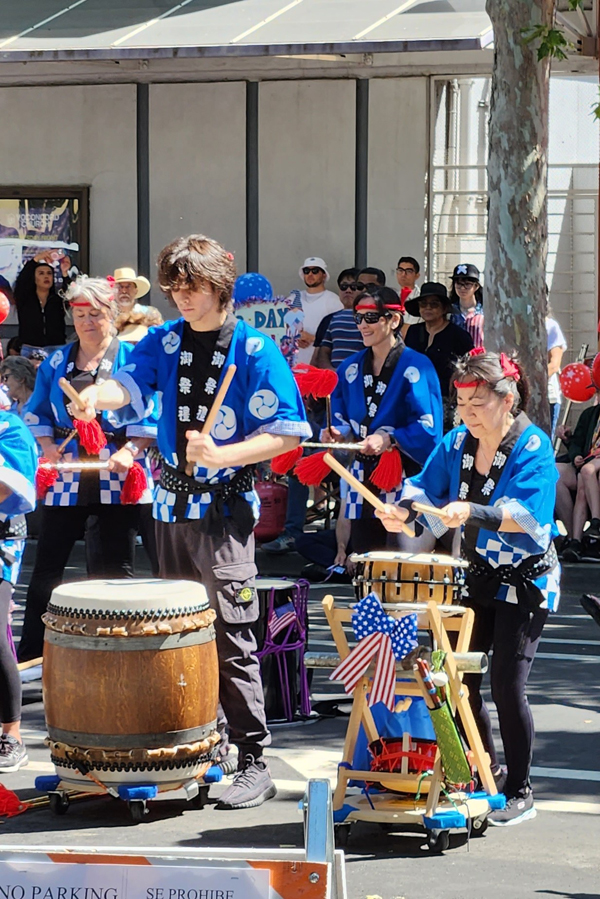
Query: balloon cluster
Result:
<box><xmin>559</xmin><ymin>358</ymin><xmax>600</xmax><ymax>403</ymax></box>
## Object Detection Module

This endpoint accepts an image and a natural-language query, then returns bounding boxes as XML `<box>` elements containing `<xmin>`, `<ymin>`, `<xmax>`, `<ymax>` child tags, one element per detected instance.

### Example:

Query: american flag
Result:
<box><xmin>268</xmin><ymin>600</ymin><xmax>298</xmax><ymax>638</ymax></box>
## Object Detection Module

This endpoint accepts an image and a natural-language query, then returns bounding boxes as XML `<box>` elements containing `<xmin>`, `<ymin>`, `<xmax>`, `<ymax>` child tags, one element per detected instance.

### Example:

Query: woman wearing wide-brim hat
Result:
<box><xmin>449</xmin><ymin>263</ymin><xmax>484</xmax><ymax>348</ymax></box>
<box><xmin>405</xmin><ymin>282</ymin><xmax>474</xmax><ymax>431</ymax></box>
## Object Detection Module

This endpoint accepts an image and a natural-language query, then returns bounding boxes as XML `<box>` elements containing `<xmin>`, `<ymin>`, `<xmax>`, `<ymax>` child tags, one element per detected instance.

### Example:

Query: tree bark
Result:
<box><xmin>485</xmin><ymin>0</ymin><xmax>554</xmax><ymax>432</ymax></box>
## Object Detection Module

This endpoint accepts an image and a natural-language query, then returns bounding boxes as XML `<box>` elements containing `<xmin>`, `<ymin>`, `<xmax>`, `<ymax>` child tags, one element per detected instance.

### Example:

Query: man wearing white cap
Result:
<box><xmin>113</xmin><ymin>267</ymin><xmax>151</xmax><ymax>315</ymax></box>
<box><xmin>287</xmin><ymin>257</ymin><xmax>342</xmax><ymax>366</ymax></box>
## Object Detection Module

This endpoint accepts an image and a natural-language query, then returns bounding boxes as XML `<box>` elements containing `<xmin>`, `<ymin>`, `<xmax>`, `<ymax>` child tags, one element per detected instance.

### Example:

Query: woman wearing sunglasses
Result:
<box><xmin>322</xmin><ymin>286</ymin><xmax>443</xmax><ymax>552</ymax></box>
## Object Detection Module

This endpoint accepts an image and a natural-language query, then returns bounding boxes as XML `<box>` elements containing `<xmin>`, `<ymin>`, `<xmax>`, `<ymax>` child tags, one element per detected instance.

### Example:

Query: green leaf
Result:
<box><xmin>567</xmin><ymin>0</ymin><xmax>585</xmax><ymax>10</ymax></box>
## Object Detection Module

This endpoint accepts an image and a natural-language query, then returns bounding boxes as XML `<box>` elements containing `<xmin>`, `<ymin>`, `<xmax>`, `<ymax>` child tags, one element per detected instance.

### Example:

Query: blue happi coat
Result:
<box><xmin>0</xmin><ymin>411</ymin><xmax>37</xmax><ymax>584</ymax></box>
<box><xmin>402</xmin><ymin>423</ymin><xmax>561</xmax><ymax>611</ymax></box>
<box><xmin>330</xmin><ymin>346</ymin><xmax>443</xmax><ymax>518</ymax></box>
<box><xmin>23</xmin><ymin>342</ymin><xmax>157</xmax><ymax>506</ymax></box>
<box><xmin>107</xmin><ymin>318</ymin><xmax>311</xmax><ymax>522</ymax></box>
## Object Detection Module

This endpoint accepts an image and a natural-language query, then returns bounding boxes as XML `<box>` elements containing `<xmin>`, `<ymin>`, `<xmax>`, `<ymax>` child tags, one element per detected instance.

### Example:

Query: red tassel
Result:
<box><xmin>292</xmin><ymin>364</ymin><xmax>338</xmax><ymax>399</ymax></box>
<box><xmin>0</xmin><ymin>783</ymin><xmax>28</xmax><ymax>818</ymax></box>
<box><xmin>295</xmin><ymin>451</ymin><xmax>331</xmax><ymax>487</ymax></box>
<box><xmin>271</xmin><ymin>445</ymin><xmax>303</xmax><ymax>475</ymax></box>
<box><xmin>35</xmin><ymin>459</ymin><xmax>59</xmax><ymax>499</ymax></box>
<box><xmin>370</xmin><ymin>447</ymin><xmax>403</xmax><ymax>493</ymax></box>
<box><xmin>74</xmin><ymin>419</ymin><xmax>107</xmax><ymax>454</ymax></box>
<box><xmin>120</xmin><ymin>462</ymin><xmax>147</xmax><ymax>505</ymax></box>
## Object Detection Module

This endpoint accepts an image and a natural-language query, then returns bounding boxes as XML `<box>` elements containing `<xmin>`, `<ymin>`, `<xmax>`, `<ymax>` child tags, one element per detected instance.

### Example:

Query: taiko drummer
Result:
<box><xmin>377</xmin><ymin>349</ymin><xmax>560</xmax><ymax>826</ymax></box>
<box><xmin>75</xmin><ymin>235</ymin><xmax>310</xmax><ymax>810</ymax></box>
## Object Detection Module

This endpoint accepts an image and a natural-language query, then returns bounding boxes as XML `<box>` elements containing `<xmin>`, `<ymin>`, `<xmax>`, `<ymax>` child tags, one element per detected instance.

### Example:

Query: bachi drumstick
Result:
<box><xmin>185</xmin><ymin>363</ymin><xmax>237</xmax><ymax>476</ymax></box>
<box><xmin>322</xmin><ymin>451</ymin><xmax>414</xmax><ymax>538</ymax></box>
<box><xmin>412</xmin><ymin>500</ymin><xmax>448</xmax><ymax>519</ymax></box>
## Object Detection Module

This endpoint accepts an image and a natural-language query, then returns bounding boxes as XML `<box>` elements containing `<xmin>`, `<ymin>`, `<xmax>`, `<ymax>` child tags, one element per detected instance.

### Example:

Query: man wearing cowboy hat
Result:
<box><xmin>113</xmin><ymin>267</ymin><xmax>151</xmax><ymax>315</ymax></box>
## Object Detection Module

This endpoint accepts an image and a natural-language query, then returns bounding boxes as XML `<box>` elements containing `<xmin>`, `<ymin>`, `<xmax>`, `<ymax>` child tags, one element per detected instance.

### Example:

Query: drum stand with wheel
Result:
<box><xmin>322</xmin><ymin>579</ymin><xmax>505</xmax><ymax>852</ymax></box>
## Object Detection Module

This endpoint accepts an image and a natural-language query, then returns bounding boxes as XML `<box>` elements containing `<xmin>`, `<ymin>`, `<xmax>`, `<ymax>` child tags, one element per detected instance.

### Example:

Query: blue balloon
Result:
<box><xmin>233</xmin><ymin>272</ymin><xmax>273</xmax><ymax>303</ymax></box>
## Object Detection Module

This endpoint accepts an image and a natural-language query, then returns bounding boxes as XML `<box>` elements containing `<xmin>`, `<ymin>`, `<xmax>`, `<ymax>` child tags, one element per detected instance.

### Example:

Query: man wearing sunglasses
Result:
<box><xmin>395</xmin><ymin>256</ymin><xmax>421</xmax><ymax>325</ymax></box>
<box><xmin>286</xmin><ymin>257</ymin><xmax>342</xmax><ymax>365</ymax></box>
<box><xmin>311</xmin><ymin>268</ymin><xmax>366</xmax><ymax>370</ymax></box>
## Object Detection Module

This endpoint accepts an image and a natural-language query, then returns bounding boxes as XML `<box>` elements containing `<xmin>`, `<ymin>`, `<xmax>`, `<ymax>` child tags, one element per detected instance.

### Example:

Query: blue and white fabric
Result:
<box><xmin>0</xmin><ymin>412</ymin><xmax>37</xmax><ymax>584</ymax></box>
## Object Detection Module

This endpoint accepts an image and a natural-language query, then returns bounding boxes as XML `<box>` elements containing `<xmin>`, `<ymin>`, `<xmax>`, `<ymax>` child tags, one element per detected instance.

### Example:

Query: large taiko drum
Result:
<box><xmin>42</xmin><ymin>579</ymin><xmax>219</xmax><ymax>789</ymax></box>
<box><xmin>350</xmin><ymin>551</ymin><xmax>468</xmax><ymax>605</ymax></box>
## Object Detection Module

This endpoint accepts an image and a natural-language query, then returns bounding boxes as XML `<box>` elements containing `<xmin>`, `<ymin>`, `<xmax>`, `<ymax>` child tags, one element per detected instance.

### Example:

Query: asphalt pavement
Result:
<box><xmin>1</xmin><ymin>538</ymin><xmax>599</xmax><ymax>899</ymax></box>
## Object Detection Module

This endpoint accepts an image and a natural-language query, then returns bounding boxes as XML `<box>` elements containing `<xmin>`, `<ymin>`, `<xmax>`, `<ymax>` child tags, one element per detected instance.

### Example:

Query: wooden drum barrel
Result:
<box><xmin>350</xmin><ymin>551</ymin><xmax>468</xmax><ymax>605</ymax></box>
<box><xmin>42</xmin><ymin>578</ymin><xmax>219</xmax><ymax>789</ymax></box>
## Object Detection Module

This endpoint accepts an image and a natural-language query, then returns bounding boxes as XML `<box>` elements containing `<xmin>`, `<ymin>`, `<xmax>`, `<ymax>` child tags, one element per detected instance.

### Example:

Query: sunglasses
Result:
<box><xmin>396</xmin><ymin>267</ymin><xmax>416</xmax><ymax>275</ymax></box>
<box><xmin>454</xmin><ymin>279</ymin><xmax>478</xmax><ymax>288</ymax></box>
<box><xmin>339</xmin><ymin>281</ymin><xmax>364</xmax><ymax>292</ymax></box>
<box><xmin>303</xmin><ymin>267</ymin><xmax>324</xmax><ymax>275</ymax></box>
<box><xmin>418</xmin><ymin>298</ymin><xmax>443</xmax><ymax>308</ymax></box>
<box><xmin>353</xmin><ymin>311</ymin><xmax>391</xmax><ymax>325</ymax></box>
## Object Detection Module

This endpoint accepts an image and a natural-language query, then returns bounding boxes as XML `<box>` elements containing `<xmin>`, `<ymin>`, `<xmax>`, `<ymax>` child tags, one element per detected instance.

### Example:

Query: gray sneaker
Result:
<box><xmin>0</xmin><ymin>735</ymin><xmax>28</xmax><ymax>772</ymax></box>
<box><xmin>215</xmin><ymin>754</ymin><xmax>277</xmax><ymax>810</ymax></box>
<box><xmin>260</xmin><ymin>533</ymin><xmax>296</xmax><ymax>554</ymax></box>
<box><xmin>489</xmin><ymin>789</ymin><xmax>536</xmax><ymax>826</ymax></box>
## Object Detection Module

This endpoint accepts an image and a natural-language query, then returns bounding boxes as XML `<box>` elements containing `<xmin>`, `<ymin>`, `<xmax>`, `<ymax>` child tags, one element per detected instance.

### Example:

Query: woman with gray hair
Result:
<box><xmin>0</xmin><ymin>356</ymin><xmax>37</xmax><ymax>415</ymax></box>
<box><xmin>17</xmin><ymin>275</ymin><xmax>158</xmax><ymax>662</ymax></box>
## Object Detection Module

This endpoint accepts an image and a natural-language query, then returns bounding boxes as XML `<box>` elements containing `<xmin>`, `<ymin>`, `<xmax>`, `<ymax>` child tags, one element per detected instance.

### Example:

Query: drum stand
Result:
<box><xmin>321</xmin><ymin>595</ymin><xmax>505</xmax><ymax>852</ymax></box>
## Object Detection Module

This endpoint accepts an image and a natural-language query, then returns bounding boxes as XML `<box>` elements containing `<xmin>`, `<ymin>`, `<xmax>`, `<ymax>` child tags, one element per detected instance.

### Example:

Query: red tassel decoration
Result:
<box><xmin>292</xmin><ymin>364</ymin><xmax>338</xmax><ymax>399</ymax></box>
<box><xmin>370</xmin><ymin>447</ymin><xmax>403</xmax><ymax>493</ymax></box>
<box><xmin>120</xmin><ymin>462</ymin><xmax>147</xmax><ymax>505</ymax></box>
<box><xmin>0</xmin><ymin>783</ymin><xmax>28</xmax><ymax>818</ymax></box>
<box><xmin>74</xmin><ymin>418</ymin><xmax>107</xmax><ymax>454</ymax></box>
<box><xmin>35</xmin><ymin>459</ymin><xmax>59</xmax><ymax>499</ymax></box>
<box><xmin>271</xmin><ymin>445</ymin><xmax>304</xmax><ymax>475</ymax></box>
<box><xmin>294</xmin><ymin>451</ymin><xmax>331</xmax><ymax>487</ymax></box>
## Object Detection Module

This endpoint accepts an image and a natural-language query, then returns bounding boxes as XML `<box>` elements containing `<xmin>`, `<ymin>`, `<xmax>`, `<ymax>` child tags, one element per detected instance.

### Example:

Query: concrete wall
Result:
<box><xmin>148</xmin><ymin>82</ymin><xmax>247</xmax><ymax>314</ymax></box>
<box><xmin>0</xmin><ymin>83</ymin><xmax>137</xmax><ymax>277</ymax></box>
<box><xmin>258</xmin><ymin>80</ymin><xmax>356</xmax><ymax>297</ymax></box>
<box><xmin>368</xmin><ymin>77</ymin><xmax>429</xmax><ymax>285</ymax></box>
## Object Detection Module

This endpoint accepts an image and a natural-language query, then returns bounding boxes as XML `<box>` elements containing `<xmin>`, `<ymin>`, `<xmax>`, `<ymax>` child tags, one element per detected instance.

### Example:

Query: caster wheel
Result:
<box><xmin>128</xmin><ymin>800</ymin><xmax>147</xmax><ymax>824</ymax></box>
<box><xmin>335</xmin><ymin>824</ymin><xmax>351</xmax><ymax>848</ymax></box>
<box><xmin>471</xmin><ymin>814</ymin><xmax>489</xmax><ymax>836</ymax></box>
<box><xmin>48</xmin><ymin>792</ymin><xmax>69</xmax><ymax>816</ymax></box>
<box><xmin>192</xmin><ymin>786</ymin><xmax>210</xmax><ymax>809</ymax></box>
<box><xmin>427</xmin><ymin>830</ymin><xmax>450</xmax><ymax>853</ymax></box>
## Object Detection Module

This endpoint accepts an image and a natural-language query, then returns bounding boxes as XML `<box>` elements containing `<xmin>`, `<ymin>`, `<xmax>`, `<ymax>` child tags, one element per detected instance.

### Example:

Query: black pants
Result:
<box><xmin>17</xmin><ymin>504</ymin><xmax>138</xmax><ymax>662</ymax></box>
<box><xmin>295</xmin><ymin>529</ymin><xmax>338</xmax><ymax>569</ymax></box>
<box><xmin>0</xmin><ymin>580</ymin><xmax>20</xmax><ymax>723</ymax></box>
<box><xmin>350</xmin><ymin>517</ymin><xmax>389</xmax><ymax>554</ymax></box>
<box><xmin>463</xmin><ymin>600</ymin><xmax>548</xmax><ymax>798</ymax></box>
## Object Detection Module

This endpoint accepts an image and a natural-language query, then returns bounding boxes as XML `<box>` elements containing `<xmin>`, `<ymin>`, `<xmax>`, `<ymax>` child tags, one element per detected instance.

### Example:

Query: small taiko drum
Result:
<box><xmin>350</xmin><ymin>551</ymin><xmax>468</xmax><ymax>605</ymax></box>
<box><xmin>42</xmin><ymin>579</ymin><xmax>219</xmax><ymax>789</ymax></box>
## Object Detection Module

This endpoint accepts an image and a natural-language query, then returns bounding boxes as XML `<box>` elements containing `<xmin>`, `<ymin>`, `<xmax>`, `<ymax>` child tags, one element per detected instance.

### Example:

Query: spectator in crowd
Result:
<box><xmin>395</xmin><ymin>256</ymin><xmax>421</xmax><ymax>324</ymax></box>
<box><xmin>322</xmin><ymin>286</ymin><xmax>442</xmax><ymax>553</ymax></box>
<box><xmin>286</xmin><ymin>257</ymin><xmax>342</xmax><ymax>366</ymax></box>
<box><xmin>546</xmin><ymin>310</ymin><xmax>567</xmax><ymax>440</ymax></box>
<box><xmin>13</xmin><ymin>251</ymin><xmax>71</xmax><ymax>348</ymax></box>
<box><xmin>113</xmin><ymin>267</ymin><xmax>151</xmax><ymax>314</ymax></box>
<box><xmin>556</xmin><ymin>397</ymin><xmax>600</xmax><ymax>562</ymax></box>
<box><xmin>6</xmin><ymin>337</ymin><xmax>22</xmax><ymax>357</ymax></box>
<box><xmin>404</xmin><ymin>282</ymin><xmax>473</xmax><ymax>429</ymax></box>
<box><xmin>311</xmin><ymin>268</ymin><xmax>365</xmax><ymax>370</ymax></box>
<box><xmin>450</xmin><ymin>263</ymin><xmax>484</xmax><ymax>348</ymax></box>
<box><xmin>0</xmin><ymin>357</ymin><xmax>36</xmax><ymax>415</ymax></box>
<box><xmin>358</xmin><ymin>267</ymin><xmax>386</xmax><ymax>288</ymax></box>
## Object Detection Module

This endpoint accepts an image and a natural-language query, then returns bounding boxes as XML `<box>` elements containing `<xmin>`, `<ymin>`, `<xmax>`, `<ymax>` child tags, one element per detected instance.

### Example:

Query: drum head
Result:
<box><xmin>49</xmin><ymin>578</ymin><xmax>209</xmax><ymax>614</ymax></box>
<box><xmin>255</xmin><ymin>578</ymin><xmax>295</xmax><ymax>592</ymax></box>
<box><xmin>349</xmin><ymin>551</ymin><xmax>468</xmax><ymax>569</ymax></box>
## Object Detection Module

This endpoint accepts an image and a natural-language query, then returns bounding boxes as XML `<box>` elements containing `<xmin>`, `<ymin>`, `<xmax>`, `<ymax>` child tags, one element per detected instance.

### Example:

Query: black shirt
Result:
<box><xmin>404</xmin><ymin>320</ymin><xmax>473</xmax><ymax>397</ymax></box>
<box><xmin>14</xmin><ymin>260</ymin><xmax>67</xmax><ymax>348</ymax></box>
<box><xmin>175</xmin><ymin>324</ymin><xmax>220</xmax><ymax>471</ymax></box>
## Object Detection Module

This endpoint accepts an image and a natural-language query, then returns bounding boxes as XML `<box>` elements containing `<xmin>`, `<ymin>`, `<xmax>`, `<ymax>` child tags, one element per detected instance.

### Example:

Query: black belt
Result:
<box><xmin>463</xmin><ymin>542</ymin><xmax>558</xmax><ymax>612</ymax></box>
<box><xmin>54</xmin><ymin>426</ymin><xmax>126</xmax><ymax>447</ymax></box>
<box><xmin>160</xmin><ymin>462</ymin><xmax>256</xmax><ymax>538</ymax></box>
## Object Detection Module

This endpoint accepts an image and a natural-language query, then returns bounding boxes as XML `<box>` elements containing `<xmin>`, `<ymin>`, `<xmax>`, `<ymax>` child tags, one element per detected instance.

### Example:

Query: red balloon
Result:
<box><xmin>559</xmin><ymin>362</ymin><xmax>595</xmax><ymax>403</ymax></box>
<box><xmin>0</xmin><ymin>292</ymin><xmax>10</xmax><ymax>326</ymax></box>
<box><xmin>592</xmin><ymin>354</ymin><xmax>600</xmax><ymax>389</ymax></box>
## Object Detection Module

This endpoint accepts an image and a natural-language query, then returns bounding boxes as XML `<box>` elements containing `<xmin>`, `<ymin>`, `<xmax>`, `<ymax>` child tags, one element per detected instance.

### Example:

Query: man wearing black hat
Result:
<box><xmin>449</xmin><ymin>263</ymin><xmax>484</xmax><ymax>348</ymax></box>
<box><xmin>404</xmin><ymin>282</ymin><xmax>473</xmax><ymax>430</ymax></box>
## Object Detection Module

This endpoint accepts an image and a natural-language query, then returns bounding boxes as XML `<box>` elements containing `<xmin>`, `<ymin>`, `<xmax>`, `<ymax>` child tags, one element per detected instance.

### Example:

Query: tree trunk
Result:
<box><xmin>485</xmin><ymin>0</ymin><xmax>554</xmax><ymax>433</ymax></box>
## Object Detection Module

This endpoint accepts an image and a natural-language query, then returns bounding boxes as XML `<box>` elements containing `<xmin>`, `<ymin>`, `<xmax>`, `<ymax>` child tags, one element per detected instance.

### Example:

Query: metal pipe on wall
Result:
<box><xmin>355</xmin><ymin>79</ymin><xmax>369</xmax><ymax>270</ymax></box>
<box><xmin>246</xmin><ymin>81</ymin><xmax>260</xmax><ymax>273</ymax></box>
<box><xmin>136</xmin><ymin>82</ymin><xmax>151</xmax><ymax>278</ymax></box>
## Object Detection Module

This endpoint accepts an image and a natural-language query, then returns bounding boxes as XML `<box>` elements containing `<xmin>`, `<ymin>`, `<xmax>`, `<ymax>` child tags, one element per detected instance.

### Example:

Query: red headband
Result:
<box><xmin>454</xmin><ymin>348</ymin><xmax>521</xmax><ymax>389</ymax></box>
<box><xmin>69</xmin><ymin>301</ymin><xmax>92</xmax><ymax>307</ymax></box>
<box><xmin>355</xmin><ymin>304</ymin><xmax>403</xmax><ymax>311</ymax></box>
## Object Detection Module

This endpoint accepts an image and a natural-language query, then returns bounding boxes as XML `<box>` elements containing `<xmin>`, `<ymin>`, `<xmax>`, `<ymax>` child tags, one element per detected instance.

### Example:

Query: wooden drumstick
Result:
<box><xmin>322</xmin><ymin>452</ymin><xmax>414</xmax><ymax>538</ymax></box>
<box><xmin>185</xmin><ymin>363</ymin><xmax>237</xmax><ymax>477</ymax></box>
<box><xmin>412</xmin><ymin>501</ymin><xmax>448</xmax><ymax>519</ymax></box>
<box><xmin>58</xmin><ymin>377</ymin><xmax>87</xmax><ymax>412</ymax></box>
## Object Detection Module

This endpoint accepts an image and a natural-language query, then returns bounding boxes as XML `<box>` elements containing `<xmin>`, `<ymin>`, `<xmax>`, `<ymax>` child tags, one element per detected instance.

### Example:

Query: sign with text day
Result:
<box><xmin>0</xmin><ymin>862</ymin><xmax>269</xmax><ymax>899</ymax></box>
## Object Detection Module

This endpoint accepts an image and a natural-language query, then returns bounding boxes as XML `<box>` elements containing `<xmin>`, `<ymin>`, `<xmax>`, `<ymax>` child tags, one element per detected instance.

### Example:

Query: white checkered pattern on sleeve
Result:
<box><xmin>344</xmin><ymin>459</ymin><xmax>402</xmax><ymax>520</ymax></box>
<box><xmin>476</xmin><ymin>536</ymin><xmax>529</xmax><ymax>569</ymax></box>
<box><xmin>43</xmin><ymin>454</ymin><xmax>80</xmax><ymax>507</ymax></box>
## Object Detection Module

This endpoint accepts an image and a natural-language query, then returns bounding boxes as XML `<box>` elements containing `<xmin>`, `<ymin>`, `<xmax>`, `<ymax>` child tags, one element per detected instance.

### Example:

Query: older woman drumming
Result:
<box><xmin>322</xmin><ymin>286</ymin><xmax>442</xmax><ymax>553</ymax></box>
<box><xmin>17</xmin><ymin>276</ymin><xmax>157</xmax><ymax>662</ymax></box>
<box><xmin>377</xmin><ymin>349</ymin><xmax>560</xmax><ymax>827</ymax></box>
